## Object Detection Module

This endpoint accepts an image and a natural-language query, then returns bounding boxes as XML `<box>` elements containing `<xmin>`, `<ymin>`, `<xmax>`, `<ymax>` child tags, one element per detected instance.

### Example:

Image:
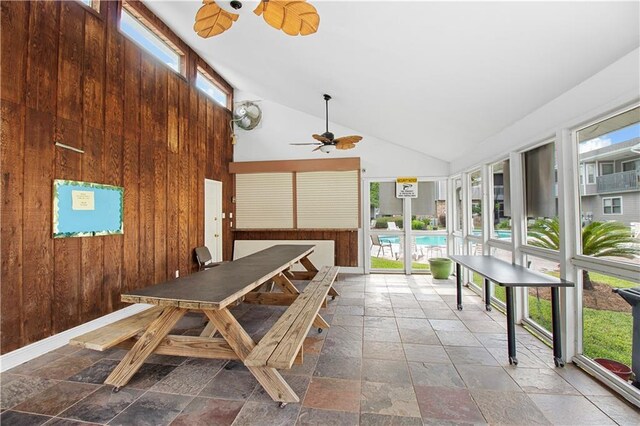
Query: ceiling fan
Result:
<box><xmin>290</xmin><ymin>94</ymin><xmax>363</xmax><ymax>153</ymax></box>
<box><xmin>194</xmin><ymin>0</ymin><xmax>320</xmax><ymax>38</ymax></box>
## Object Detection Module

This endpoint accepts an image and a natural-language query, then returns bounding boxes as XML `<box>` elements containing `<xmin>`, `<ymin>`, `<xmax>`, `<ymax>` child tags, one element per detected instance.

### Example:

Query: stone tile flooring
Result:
<box><xmin>2</xmin><ymin>274</ymin><xmax>639</xmax><ymax>425</ymax></box>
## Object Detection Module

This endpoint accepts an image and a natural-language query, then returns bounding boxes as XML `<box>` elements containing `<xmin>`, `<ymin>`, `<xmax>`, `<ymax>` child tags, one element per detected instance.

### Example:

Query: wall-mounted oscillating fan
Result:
<box><xmin>233</xmin><ymin>101</ymin><xmax>262</xmax><ymax>130</ymax></box>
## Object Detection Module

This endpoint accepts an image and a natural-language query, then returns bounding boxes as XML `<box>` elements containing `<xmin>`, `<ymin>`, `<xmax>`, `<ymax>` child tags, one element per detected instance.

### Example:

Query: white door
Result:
<box><xmin>204</xmin><ymin>179</ymin><xmax>223</xmax><ymax>262</ymax></box>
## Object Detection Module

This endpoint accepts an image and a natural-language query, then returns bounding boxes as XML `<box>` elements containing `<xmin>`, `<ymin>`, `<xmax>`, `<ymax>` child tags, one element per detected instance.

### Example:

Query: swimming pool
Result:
<box><xmin>379</xmin><ymin>235</ymin><xmax>447</xmax><ymax>246</ymax></box>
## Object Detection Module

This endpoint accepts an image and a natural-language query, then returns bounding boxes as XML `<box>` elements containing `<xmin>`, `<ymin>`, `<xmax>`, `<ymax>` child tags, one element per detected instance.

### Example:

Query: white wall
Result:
<box><xmin>232</xmin><ymin>91</ymin><xmax>450</xmax><ymax>179</ymax></box>
<box><xmin>450</xmin><ymin>48</ymin><xmax>640</xmax><ymax>174</ymax></box>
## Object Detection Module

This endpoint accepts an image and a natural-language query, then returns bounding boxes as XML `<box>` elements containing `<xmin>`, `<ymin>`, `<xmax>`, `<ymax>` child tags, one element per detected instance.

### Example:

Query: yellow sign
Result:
<box><xmin>396</xmin><ymin>177</ymin><xmax>418</xmax><ymax>198</ymax></box>
<box><xmin>396</xmin><ymin>177</ymin><xmax>417</xmax><ymax>184</ymax></box>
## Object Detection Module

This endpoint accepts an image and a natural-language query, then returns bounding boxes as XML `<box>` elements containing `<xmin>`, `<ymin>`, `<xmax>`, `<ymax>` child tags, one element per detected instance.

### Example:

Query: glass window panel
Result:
<box><xmin>370</xmin><ymin>182</ymin><xmax>403</xmax><ymax>230</ymax></box>
<box><xmin>576</xmin><ymin>107</ymin><xmax>640</xmax><ymax>267</ymax></box>
<box><xmin>491</xmin><ymin>160</ymin><xmax>511</xmax><ymax>240</ymax></box>
<box><xmin>524</xmin><ymin>141</ymin><xmax>559</xmax><ymax>250</ymax></box>
<box><xmin>370</xmin><ymin>234</ymin><xmax>405</xmax><ymax>271</ymax></box>
<box><xmin>580</xmin><ymin>269</ymin><xmax>636</xmax><ymax>369</ymax></box>
<box><xmin>489</xmin><ymin>247</ymin><xmax>512</xmax><ymax>304</ymax></box>
<box><xmin>470</xmin><ymin>170</ymin><xmax>482</xmax><ymax>237</ymax></box>
<box><xmin>196</xmin><ymin>71</ymin><xmax>228</xmax><ymax>107</ymax></box>
<box><xmin>120</xmin><ymin>8</ymin><xmax>181</xmax><ymax>73</ymax></box>
<box><xmin>524</xmin><ymin>255</ymin><xmax>560</xmax><ymax>333</ymax></box>
<box><xmin>411</xmin><ymin>180</ymin><xmax>447</xmax><ymax>271</ymax></box>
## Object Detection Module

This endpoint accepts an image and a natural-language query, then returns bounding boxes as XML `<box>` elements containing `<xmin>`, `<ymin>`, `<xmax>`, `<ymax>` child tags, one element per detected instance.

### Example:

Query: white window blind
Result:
<box><xmin>235</xmin><ymin>173</ymin><xmax>293</xmax><ymax>229</ymax></box>
<box><xmin>296</xmin><ymin>170</ymin><xmax>359</xmax><ymax>229</ymax></box>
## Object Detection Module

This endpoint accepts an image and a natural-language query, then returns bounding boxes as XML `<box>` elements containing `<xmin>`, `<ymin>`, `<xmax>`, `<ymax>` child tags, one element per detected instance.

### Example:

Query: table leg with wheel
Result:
<box><xmin>505</xmin><ymin>286</ymin><xmax>518</xmax><ymax>365</ymax></box>
<box><xmin>456</xmin><ymin>262</ymin><xmax>463</xmax><ymax>310</ymax></box>
<box><xmin>484</xmin><ymin>278</ymin><xmax>492</xmax><ymax>311</ymax></box>
<box><xmin>550</xmin><ymin>286</ymin><xmax>564</xmax><ymax>367</ymax></box>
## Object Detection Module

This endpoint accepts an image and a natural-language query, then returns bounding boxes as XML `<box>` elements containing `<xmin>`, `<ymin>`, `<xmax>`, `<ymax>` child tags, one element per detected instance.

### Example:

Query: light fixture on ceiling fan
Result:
<box><xmin>194</xmin><ymin>0</ymin><xmax>320</xmax><ymax>38</ymax></box>
<box><xmin>290</xmin><ymin>94</ymin><xmax>364</xmax><ymax>153</ymax></box>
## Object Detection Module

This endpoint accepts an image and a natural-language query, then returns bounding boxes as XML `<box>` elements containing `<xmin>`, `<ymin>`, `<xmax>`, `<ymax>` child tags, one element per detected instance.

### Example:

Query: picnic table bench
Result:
<box><xmin>70</xmin><ymin>245</ymin><xmax>339</xmax><ymax>404</ymax></box>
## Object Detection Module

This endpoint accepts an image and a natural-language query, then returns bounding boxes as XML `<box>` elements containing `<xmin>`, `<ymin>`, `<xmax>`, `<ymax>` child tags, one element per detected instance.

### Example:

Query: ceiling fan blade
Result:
<box><xmin>312</xmin><ymin>146</ymin><xmax>323</xmax><ymax>152</ymax></box>
<box><xmin>336</xmin><ymin>143</ymin><xmax>356</xmax><ymax>150</ymax></box>
<box><xmin>194</xmin><ymin>1</ymin><xmax>239</xmax><ymax>38</ymax></box>
<box><xmin>312</xmin><ymin>134</ymin><xmax>331</xmax><ymax>143</ymax></box>
<box><xmin>254</xmin><ymin>0</ymin><xmax>320</xmax><ymax>36</ymax></box>
<box><xmin>334</xmin><ymin>135</ymin><xmax>363</xmax><ymax>145</ymax></box>
<box><xmin>290</xmin><ymin>143</ymin><xmax>322</xmax><ymax>146</ymax></box>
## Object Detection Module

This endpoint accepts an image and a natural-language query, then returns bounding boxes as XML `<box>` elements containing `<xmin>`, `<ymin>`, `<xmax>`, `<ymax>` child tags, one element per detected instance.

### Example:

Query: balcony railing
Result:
<box><xmin>596</xmin><ymin>170</ymin><xmax>639</xmax><ymax>193</ymax></box>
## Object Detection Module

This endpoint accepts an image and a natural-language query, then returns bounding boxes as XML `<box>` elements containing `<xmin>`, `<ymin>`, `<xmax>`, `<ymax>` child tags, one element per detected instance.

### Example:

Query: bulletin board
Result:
<box><xmin>52</xmin><ymin>180</ymin><xmax>124</xmax><ymax>238</ymax></box>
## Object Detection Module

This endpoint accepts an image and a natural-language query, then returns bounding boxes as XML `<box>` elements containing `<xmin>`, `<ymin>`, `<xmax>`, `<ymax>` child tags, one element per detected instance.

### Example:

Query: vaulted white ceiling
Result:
<box><xmin>146</xmin><ymin>1</ymin><xmax>640</xmax><ymax>162</ymax></box>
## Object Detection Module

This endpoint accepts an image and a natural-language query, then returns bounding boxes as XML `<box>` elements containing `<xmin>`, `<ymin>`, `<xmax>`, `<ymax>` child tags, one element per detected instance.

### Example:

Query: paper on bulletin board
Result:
<box><xmin>396</xmin><ymin>177</ymin><xmax>418</xmax><ymax>198</ymax></box>
<box><xmin>53</xmin><ymin>180</ymin><xmax>124</xmax><ymax>238</ymax></box>
<box><xmin>71</xmin><ymin>190</ymin><xmax>95</xmax><ymax>210</ymax></box>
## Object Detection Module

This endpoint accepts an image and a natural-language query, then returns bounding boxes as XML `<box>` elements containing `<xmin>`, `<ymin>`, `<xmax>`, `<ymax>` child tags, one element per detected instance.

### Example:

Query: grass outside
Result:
<box><xmin>370</xmin><ymin>257</ymin><xmax>430</xmax><ymax>270</ymax></box>
<box><xmin>475</xmin><ymin>272</ymin><xmax>633</xmax><ymax>366</ymax></box>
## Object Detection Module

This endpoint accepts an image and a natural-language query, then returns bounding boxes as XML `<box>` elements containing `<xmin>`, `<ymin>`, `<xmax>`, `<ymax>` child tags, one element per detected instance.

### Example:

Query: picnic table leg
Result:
<box><xmin>200</xmin><ymin>321</ymin><xmax>217</xmax><ymax>337</ymax></box>
<box><xmin>203</xmin><ymin>309</ymin><xmax>299</xmax><ymax>403</ymax></box>
<box><xmin>273</xmin><ymin>274</ymin><xmax>301</xmax><ymax>295</ymax></box>
<box><xmin>300</xmin><ymin>256</ymin><xmax>339</xmax><ymax>298</ymax></box>
<box><xmin>550</xmin><ymin>287</ymin><xmax>564</xmax><ymax>367</ymax></box>
<box><xmin>505</xmin><ymin>287</ymin><xmax>518</xmax><ymax>365</ymax></box>
<box><xmin>105</xmin><ymin>307</ymin><xmax>186</xmax><ymax>390</ymax></box>
<box><xmin>456</xmin><ymin>263</ymin><xmax>463</xmax><ymax>310</ymax></box>
<box><xmin>484</xmin><ymin>278</ymin><xmax>492</xmax><ymax>311</ymax></box>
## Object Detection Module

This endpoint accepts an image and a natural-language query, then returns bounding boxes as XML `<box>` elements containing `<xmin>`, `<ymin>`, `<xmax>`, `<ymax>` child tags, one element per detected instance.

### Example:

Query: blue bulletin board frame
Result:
<box><xmin>52</xmin><ymin>180</ymin><xmax>124</xmax><ymax>238</ymax></box>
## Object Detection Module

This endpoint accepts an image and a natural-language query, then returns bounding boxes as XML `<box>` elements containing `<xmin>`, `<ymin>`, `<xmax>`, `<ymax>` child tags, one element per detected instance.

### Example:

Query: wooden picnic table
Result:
<box><xmin>83</xmin><ymin>244</ymin><xmax>339</xmax><ymax>404</ymax></box>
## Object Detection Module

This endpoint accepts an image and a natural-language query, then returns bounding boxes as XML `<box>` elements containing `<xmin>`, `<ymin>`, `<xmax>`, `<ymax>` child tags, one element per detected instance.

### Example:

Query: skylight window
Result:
<box><xmin>196</xmin><ymin>71</ymin><xmax>228</xmax><ymax>107</ymax></box>
<box><xmin>120</xmin><ymin>7</ymin><xmax>181</xmax><ymax>74</ymax></box>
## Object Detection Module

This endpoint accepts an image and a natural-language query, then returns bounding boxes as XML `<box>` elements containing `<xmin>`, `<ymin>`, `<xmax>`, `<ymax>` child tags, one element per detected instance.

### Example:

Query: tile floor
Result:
<box><xmin>2</xmin><ymin>274</ymin><xmax>639</xmax><ymax>425</ymax></box>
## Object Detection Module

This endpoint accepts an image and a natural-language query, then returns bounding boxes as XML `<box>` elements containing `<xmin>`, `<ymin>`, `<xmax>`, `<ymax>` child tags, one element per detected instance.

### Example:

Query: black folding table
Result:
<box><xmin>450</xmin><ymin>255</ymin><xmax>574</xmax><ymax>367</ymax></box>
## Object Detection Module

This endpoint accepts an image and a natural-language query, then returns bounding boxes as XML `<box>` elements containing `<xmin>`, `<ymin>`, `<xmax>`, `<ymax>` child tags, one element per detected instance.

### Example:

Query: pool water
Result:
<box><xmin>379</xmin><ymin>235</ymin><xmax>447</xmax><ymax>246</ymax></box>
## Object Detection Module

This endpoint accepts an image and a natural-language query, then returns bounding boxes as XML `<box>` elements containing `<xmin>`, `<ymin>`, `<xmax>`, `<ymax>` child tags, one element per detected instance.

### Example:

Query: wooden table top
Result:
<box><xmin>449</xmin><ymin>255</ymin><xmax>574</xmax><ymax>288</ymax></box>
<box><xmin>121</xmin><ymin>245</ymin><xmax>315</xmax><ymax>310</ymax></box>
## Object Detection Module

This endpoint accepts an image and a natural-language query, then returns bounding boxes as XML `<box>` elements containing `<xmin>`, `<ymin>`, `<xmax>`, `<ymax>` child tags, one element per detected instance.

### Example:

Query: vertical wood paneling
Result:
<box><xmin>122</xmin><ymin>39</ymin><xmax>141</xmax><ymax>296</ymax></box>
<box><xmin>22</xmin><ymin>108</ymin><xmax>55</xmax><ymax>343</ymax></box>
<box><xmin>0</xmin><ymin>0</ymin><xmax>234</xmax><ymax>354</ymax></box>
<box><xmin>139</xmin><ymin>57</ymin><xmax>155</xmax><ymax>286</ymax></box>
<box><xmin>153</xmin><ymin>66</ymin><xmax>168</xmax><ymax>284</ymax></box>
<box><xmin>0</xmin><ymin>1</ymin><xmax>29</xmax><ymax>104</ymax></box>
<box><xmin>0</xmin><ymin>101</ymin><xmax>25</xmax><ymax>351</ymax></box>
<box><xmin>25</xmin><ymin>1</ymin><xmax>59</xmax><ymax>113</ymax></box>
<box><xmin>52</xmin><ymin>118</ymin><xmax>83</xmax><ymax>334</ymax></box>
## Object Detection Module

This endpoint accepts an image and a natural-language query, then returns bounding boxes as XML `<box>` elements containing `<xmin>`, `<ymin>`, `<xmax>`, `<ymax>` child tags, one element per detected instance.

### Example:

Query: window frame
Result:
<box><xmin>621</xmin><ymin>159</ymin><xmax>638</xmax><ymax>172</ymax></box>
<box><xmin>599</xmin><ymin>161</ymin><xmax>615</xmax><ymax>176</ymax></box>
<box><xmin>120</xmin><ymin>1</ymin><xmax>187</xmax><ymax>76</ymax></box>
<box><xmin>196</xmin><ymin>67</ymin><xmax>230</xmax><ymax>109</ymax></box>
<box><xmin>602</xmin><ymin>196</ymin><xmax>623</xmax><ymax>215</ymax></box>
<box><xmin>78</xmin><ymin>0</ymin><xmax>100</xmax><ymax>13</ymax></box>
<box><xmin>585</xmin><ymin>162</ymin><xmax>596</xmax><ymax>184</ymax></box>
<box><xmin>196</xmin><ymin>59</ymin><xmax>234</xmax><ymax>110</ymax></box>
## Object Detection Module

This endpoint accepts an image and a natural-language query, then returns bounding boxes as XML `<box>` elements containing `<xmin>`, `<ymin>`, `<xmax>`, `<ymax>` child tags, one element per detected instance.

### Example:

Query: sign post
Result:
<box><xmin>396</xmin><ymin>177</ymin><xmax>418</xmax><ymax>198</ymax></box>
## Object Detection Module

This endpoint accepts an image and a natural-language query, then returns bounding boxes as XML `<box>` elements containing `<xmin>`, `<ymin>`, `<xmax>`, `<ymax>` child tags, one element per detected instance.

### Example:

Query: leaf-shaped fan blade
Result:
<box><xmin>254</xmin><ymin>0</ymin><xmax>320</xmax><ymax>36</ymax></box>
<box><xmin>336</xmin><ymin>142</ymin><xmax>356</xmax><ymax>150</ymax></box>
<box><xmin>312</xmin><ymin>134</ymin><xmax>331</xmax><ymax>143</ymax></box>
<box><xmin>290</xmin><ymin>143</ymin><xmax>322</xmax><ymax>145</ymax></box>
<box><xmin>194</xmin><ymin>0</ymin><xmax>239</xmax><ymax>38</ymax></box>
<box><xmin>334</xmin><ymin>135</ymin><xmax>363</xmax><ymax>145</ymax></box>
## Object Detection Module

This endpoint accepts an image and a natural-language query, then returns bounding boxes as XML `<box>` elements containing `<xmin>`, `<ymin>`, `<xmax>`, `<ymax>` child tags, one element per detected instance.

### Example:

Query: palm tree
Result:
<box><xmin>527</xmin><ymin>218</ymin><xmax>640</xmax><ymax>290</ymax></box>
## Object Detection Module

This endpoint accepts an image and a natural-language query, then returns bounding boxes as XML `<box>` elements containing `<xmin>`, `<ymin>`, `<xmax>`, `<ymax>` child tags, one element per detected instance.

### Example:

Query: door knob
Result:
<box><xmin>215</xmin><ymin>234</ymin><xmax>219</xmax><ymax>237</ymax></box>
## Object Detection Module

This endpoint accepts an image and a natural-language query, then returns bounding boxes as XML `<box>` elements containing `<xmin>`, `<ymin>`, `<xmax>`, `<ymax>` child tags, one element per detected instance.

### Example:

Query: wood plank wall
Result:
<box><xmin>0</xmin><ymin>0</ymin><xmax>235</xmax><ymax>353</ymax></box>
<box><xmin>232</xmin><ymin>230</ymin><xmax>359</xmax><ymax>267</ymax></box>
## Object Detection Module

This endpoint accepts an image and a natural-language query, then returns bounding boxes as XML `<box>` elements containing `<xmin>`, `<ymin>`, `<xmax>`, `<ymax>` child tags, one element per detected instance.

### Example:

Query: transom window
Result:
<box><xmin>196</xmin><ymin>70</ymin><xmax>228</xmax><ymax>108</ymax></box>
<box><xmin>603</xmin><ymin>197</ymin><xmax>622</xmax><ymax>214</ymax></box>
<box><xmin>120</xmin><ymin>6</ymin><xmax>182</xmax><ymax>74</ymax></box>
<box><xmin>78</xmin><ymin>0</ymin><xmax>99</xmax><ymax>12</ymax></box>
